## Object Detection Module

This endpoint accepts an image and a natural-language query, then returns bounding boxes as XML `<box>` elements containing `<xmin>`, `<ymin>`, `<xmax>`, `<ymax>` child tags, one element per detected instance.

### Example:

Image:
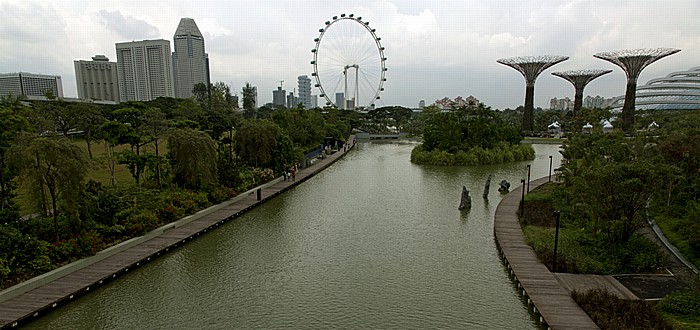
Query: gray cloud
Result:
<box><xmin>97</xmin><ymin>10</ymin><xmax>161</xmax><ymax>40</ymax></box>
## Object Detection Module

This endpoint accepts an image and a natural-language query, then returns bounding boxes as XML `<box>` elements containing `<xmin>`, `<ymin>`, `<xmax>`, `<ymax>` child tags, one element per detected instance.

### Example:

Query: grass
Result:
<box><xmin>572</xmin><ymin>289</ymin><xmax>673</xmax><ymax>329</ymax></box>
<box><xmin>13</xmin><ymin>137</ymin><xmax>164</xmax><ymax>215</ymax></box>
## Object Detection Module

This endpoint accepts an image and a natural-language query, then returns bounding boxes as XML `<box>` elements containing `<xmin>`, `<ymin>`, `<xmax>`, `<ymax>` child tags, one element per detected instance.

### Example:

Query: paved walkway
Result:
<box><xmin>494</xmin><ymin>177</ymin><xmax>600</xmax><ymax>329</ymax></box>
<box><xmin>0</xmin><ymin>137</ymin><xmax>356</xmax><ymax>329</ymax></box>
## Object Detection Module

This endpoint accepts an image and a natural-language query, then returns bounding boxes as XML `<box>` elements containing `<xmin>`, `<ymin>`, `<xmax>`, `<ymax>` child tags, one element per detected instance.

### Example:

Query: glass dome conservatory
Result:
<box><xmin>610</xmin><ymin>66</ymin><xmax>700</xmax><ymax>110</ymax></box>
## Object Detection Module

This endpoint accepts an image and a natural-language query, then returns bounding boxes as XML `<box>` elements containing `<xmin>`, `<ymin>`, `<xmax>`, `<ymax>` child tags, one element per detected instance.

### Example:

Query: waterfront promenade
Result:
<box><xmin>0</xmin><ymin>137</ymin><xmax>356</xmax><ymax>329</ymax></box>
<box><xmin>494</xmin><ymin>177</ymin><xmax>600</xmax><ymax>329</ymax></box>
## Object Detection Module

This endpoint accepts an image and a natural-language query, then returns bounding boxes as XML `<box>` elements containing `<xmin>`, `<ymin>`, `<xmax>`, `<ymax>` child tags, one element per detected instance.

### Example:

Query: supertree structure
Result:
<box><xmin>497</xmin><ymin>55</ymin><xmax>569</xmax><ymax>132</ymax></box>
<box><xmin>594</xmin><ymin>48</ymin><xmax>680</xmax><ymax>132</ymax></box>
<box><xmin>551</xmin><ymin>69</ymin><xmax>612</xmax><ymax>117</ymax></box>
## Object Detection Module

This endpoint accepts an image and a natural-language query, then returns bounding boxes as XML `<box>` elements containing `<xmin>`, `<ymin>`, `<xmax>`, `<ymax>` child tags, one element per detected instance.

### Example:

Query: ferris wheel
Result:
<box><xmin>311</xmin><ymin>14</ymin><xmax>387</xmax><ymax>110</ymax></box>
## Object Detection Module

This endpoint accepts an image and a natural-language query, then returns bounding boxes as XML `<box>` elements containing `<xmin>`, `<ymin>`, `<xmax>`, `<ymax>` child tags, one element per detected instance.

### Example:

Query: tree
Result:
<box><xmin>0</xmin><ymin>106</ymin><xmax>31</xmax><ymax>211</ymax></box>
<box><xmin>67</xmin><ymin>102</ymin><xmax>104</xmax><ymax>159</ymax></box>
<box><xmin>167</xmin><ymin>128</ymin><xmax>217</xmax><ymax>190</ymax></box>
<box><xmin>97</xmin><ymin>121</ymin><xmax>131</xmax><ymax>187</ymax></box>
<box><xmin>242</xmin><ymin>82</ymin><xmax>256</xmax><ymax>119</ymax></box>
<box><xmin>8</xmin><ymin>135</ymin><xmax>89</xmax><ymax>242</ymax></box>
<box><xmin>235</xmin><ymin>119</ymin><xmax>297</xmax><ymax>172</ymax></box>
<box><xmin>141</xmin><ymin>108</ymin><xmax>169</xmax><ymax>187</ymax></box>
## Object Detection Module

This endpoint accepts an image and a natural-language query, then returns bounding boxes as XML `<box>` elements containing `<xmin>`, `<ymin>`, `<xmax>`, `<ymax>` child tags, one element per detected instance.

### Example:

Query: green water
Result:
<box><xmin>25</xmin><ymin>142</ymin><xmax>561</xmax><ymax>329</ymax></box>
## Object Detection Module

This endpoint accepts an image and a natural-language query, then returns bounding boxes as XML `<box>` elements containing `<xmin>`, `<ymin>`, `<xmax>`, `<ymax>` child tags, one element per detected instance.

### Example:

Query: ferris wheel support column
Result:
<box><xmin>354</xmin><ymin>67</ymin><xmax>359</xmax><ymax>110</ymax></box>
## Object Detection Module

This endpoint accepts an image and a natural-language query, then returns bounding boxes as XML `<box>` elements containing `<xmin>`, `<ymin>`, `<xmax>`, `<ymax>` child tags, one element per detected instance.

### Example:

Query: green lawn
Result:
<box><xmin>13</xmin><ymin>137</ymin><xmax>163</xmax><ymax>215</ymax></box>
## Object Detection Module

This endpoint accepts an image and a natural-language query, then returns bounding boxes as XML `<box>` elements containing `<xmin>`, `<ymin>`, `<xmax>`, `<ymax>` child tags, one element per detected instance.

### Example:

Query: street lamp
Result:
<box><xmin>552</xmin><ymin>211</ymin><xmax>561</xmax><ymax>273</ymax></box>
<box><xmin>526</xmin><ymin>165</ymin><xmax>531</xmax><ymax>193</ymax></box>
<box><xmin>548</xmin><ymin>155</ymin><xmax>553</xmax><ymax>182</ymax></box>
<box><xmin>520</xmin><ymin>179</ymin><xmax>526</xmax><ymax>218</ymax></box>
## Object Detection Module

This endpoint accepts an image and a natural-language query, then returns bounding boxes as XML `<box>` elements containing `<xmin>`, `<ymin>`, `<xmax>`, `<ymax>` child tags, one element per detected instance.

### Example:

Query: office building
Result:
<box><xmin>335</xmin><ymin>92</ymin><xmax>344</xmax><ymax>109</ymax></box>
<box><xmin>74</xmin><ymin>55</ymin><xmax>120</xmax><ymax>102</ymax></box>
<box><xmin>311</xmin><ymin>94</ymin><xmax>318</xmax><ymax>108</ymax></box>
<box><xmin>298</xmin><ymin>75</ymin><xmax>312</xmax><ymax>108</ymax></box>
<box><xmin>0</xmin><ymin>72</ymin><xmax>63</xmax><ymax>99</ymax></box>
<box><xmin>172</xmin><ymin>18</ymin><xmax>209</xmax><ymax>99</ymax></box>
<box><xmin>116</xmin><ymin>39</ymin><xmax>174</xmax><ymax>102</ymax></box>
<box><xmin>286</xmin><ymin>91</ymin><xmax>298</xmax><ymax>108</ymax></box>
<box><xmin>273</xmin><ymin>86</ymin><xmax>286</xmax><ymax>106</ymax></box>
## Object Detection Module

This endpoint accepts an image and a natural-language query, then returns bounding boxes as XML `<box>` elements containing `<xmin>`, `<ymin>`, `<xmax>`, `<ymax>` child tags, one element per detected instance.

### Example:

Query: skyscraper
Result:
<box><xmin>116</xmin><ymin>39</ymin><xmax>174</xmax><ymax>102</ymax></box>
<box><xmin>298</xmin><ymin>75</ymin><xmax>312</xmax><ymax>109</ymax></box>
<box><xmin>172</xmin><ymin>18</ymin><xmax>209</xmax><ymax>99</ymax></box>
<box><xmin>273</xmin><ymin>86</ymin><xmax>286</xmax><ymax>107</ymax></box>
<box><xmin>74</xmin><ymin>55</ymin><xmax>120</xmax><ymax>102</ymax></box>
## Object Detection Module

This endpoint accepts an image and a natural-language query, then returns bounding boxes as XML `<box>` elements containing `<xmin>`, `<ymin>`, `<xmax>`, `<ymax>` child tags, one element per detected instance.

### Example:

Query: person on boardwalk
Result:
<box><xmin>291</xmin><ymin>167</ymin><xmax>296</xmax><ymax>181</ymax></box>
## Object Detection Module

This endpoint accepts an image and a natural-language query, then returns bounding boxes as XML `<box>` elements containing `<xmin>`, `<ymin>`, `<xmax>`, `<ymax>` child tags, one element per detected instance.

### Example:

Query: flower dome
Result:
<box><xmin>610</xmin><ymin>66</ymin><xmax>700</xmax><ymax>110</ymax></box>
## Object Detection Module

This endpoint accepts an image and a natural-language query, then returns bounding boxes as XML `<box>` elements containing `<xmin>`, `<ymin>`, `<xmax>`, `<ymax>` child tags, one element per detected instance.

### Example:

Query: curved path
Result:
<box><xmin>0</xmin><ymin>138</ymin><xmax>356</xmax><ymax>329</ymax></box>
<box><xmin>494</xmin><ymin>177</ymin><xmax>599</xmax><ymax>329</ymax></box>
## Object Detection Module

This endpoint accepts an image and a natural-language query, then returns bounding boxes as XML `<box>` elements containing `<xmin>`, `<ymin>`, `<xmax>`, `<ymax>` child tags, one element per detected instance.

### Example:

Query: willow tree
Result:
<box><xmin>8</xmin><ymin>135</ymin><xmax>89</xmax><ymax>242</ymax></box>
<box><xmin>167</xmin><ymin>128</ymin><xmax>217</xmax><ymax>190</ymax></box>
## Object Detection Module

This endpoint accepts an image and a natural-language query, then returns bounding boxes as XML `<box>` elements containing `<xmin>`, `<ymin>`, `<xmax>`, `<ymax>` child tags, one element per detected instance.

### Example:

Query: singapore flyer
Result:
<box><xmin>311</xmin><ymin>14</ymin><xmax>387</xmax><ymax>110</ymax></box>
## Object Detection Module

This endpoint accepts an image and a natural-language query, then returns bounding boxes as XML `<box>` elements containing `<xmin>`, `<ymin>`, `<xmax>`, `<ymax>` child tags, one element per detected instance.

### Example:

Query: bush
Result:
<box><xmin>411</xmin><ymin>143</ymin><xmax>534</xmax><ymax>166</ymax></box>
<box><xmin>48</xmin><ymin>230</ymin><xmax>105</xmax><ymax>263</ymax></box>
<box><xmin>572</xmin><ymin>289</ymin><xmax>672</xmax><ymax>329</ymax></box>
<box><xmin>0</xmin><ymin>224</ymin><xmax>52</xmax><ymax>286</ymax></box>
<box><xmin>657</xmin><ymin>292</ymin><xmax>700</xmax><ymax>317</ymax></box>
<box><xmin>125</xmin><ymin>211</ymin><xmax>159</xmax><ymax>236</ymax></box>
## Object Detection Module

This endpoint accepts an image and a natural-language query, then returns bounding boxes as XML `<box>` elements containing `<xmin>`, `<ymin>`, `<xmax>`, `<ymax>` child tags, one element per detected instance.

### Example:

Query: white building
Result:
<box><xmin>74</xmin><ymin>55</ymin><xmax>120</xmax><ymax>102</ymax></box>
<box><xmin>172</xmin><ymin>18</ymin><xmax>209</xmax><ymax>99</ymax></box>
<box><xmin>298</xmin><ymin>75</ymin><xmax>312</xmax><ymax>109</ymax></box>
<box><xmin>335</xmin><ymin>92</ymin><xmax>344</xmax><ymax>109</ymax></box>
<box><xmin>311</xmin><ymin>94</ymin><xmax>318</xmax><ymax>108</ymax></box>
<box><xmin>286</xmin><ymin>91</ymin><xmax>298</xmax><ymax>108</ymax></box>
<box><xmin>116</xmin><ymin>39</ymin><xmax>174</xmax><ymax>102</ymax></box>
<box><xmin>0</xmin><ymin>72</ymin><xmax>63</xmax><ymax>99</ymax></box>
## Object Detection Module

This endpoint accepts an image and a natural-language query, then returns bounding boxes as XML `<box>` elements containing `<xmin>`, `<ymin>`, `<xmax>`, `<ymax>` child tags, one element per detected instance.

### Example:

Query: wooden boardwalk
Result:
<box><xmin>494</xmin><ymin>177</ymin><xmax>600</xmax><ymax>329</ymax></box>
<box><xmin>0</xmin><ymin>138</ymin><xmax>356</xmax><ymax>329</ymax></box>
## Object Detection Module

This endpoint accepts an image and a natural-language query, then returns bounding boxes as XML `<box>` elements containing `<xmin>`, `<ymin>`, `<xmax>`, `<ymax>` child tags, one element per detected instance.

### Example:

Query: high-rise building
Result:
<box><xmin>251</xmin><ymin>86</ymin><xmax>258</xmax><ymax>108</ymax></box>
<box><xmin>74</xmin><ymin>55</ymin><xmax>120</xmax><ymax>102</ymax></box>
<box><xmin>172</xmin><ymin>18</ymin><xmax>209</xmax><ymax>99</ymax></box>
<box><xmin>0</xmin><ymin>72</ymin><xmax>63</xmax><ymax>99</ymax></box>
<box><xmin>418</xmin><ymin>100</ymin><xmax>425</xmax><ymax>109</ymax></box>
<box><xmin>311</xmin><ymin>94</ymin><xmax>318</xmax><ymax>108</ymax></box>
<box><xmin>335</xmin><ymin>92</ymin><xmax>344</xmax><ymax>109</ymax></box>
<box><xmin>298</xmin><ymin>75</ymin><xmax>312</xmax><ymax>109</ymax></box>
<box><xmin>116</xmin><ymin>39</ymin><xmax>174</xmax><ymax>102</ymax></box>
<box><xmin>286</xmin><ymin>91</ymin><xmax>298</xmax><ymax>108</ymax></box>
<box><xmin>273</xmin><ymin>86</ymin><xmax>286</xmax><ymax>106</ymax></box>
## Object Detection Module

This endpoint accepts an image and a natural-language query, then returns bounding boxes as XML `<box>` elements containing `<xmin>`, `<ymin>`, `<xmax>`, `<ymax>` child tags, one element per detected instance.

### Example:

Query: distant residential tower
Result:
<box><xmin>116</xmin><ymin>39</ymin><xmax>174</xmax><ymax>102</ymax></box>
<box><xmin>0</xmin><ymin>72</ymin><xmax>63</xmax><ymax>99</ymax></box>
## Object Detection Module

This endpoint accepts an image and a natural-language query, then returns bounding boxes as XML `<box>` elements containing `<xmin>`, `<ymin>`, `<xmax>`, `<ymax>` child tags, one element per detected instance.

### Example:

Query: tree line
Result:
<box><xmin>0</xmin><ymin>83</ymin><xmax>354</xmax><ymax>288</ymax></box>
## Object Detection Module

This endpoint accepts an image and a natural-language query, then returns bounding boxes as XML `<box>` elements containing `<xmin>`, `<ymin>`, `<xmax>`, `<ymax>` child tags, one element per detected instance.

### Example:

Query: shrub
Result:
<box><xmin>657</xmin><ymin>292</ymin><xmax>700</xmax><ymax>317</ymax></box>
<box><xmin>125</xmin><ymin>211</ymin><xmax>159</xmax><ymax>236</ymax></box>
<box><xmin>572</xmin><ymin>289</ymin><xmax>672</xmax><ymax>330</ymax></box>
<box><xmin>48</xmin><ymin>230</ymin><xmax>105</xmax><ymax>263</ymax></box>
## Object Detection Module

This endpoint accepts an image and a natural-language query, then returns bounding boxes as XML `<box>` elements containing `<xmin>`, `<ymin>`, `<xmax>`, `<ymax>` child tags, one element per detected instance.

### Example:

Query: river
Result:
<box><xmin>25</xmin><ymin>142</ymin><xmax>562</xmax><ymax>329</ymax></box>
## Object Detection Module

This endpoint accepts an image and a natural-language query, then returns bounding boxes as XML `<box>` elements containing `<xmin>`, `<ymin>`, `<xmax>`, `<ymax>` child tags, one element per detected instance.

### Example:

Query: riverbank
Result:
<box><xmin>0</xmin><ymin>137</ymin><xmax>356</xmax><ymax>329</ymax></box>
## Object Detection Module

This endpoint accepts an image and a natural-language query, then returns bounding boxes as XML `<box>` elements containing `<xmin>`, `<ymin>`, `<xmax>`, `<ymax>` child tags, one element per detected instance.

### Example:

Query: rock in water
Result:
<box><xmin>483</xmin><ymin>174</ymin><xmax>492</xmax><ymax>199</ymax></box>
<box><xmin>498</xmin><ymin>180</ymin><xmax>511</xmax><ymax>193</ymax></box>
<box><xmin>458</xmin><ymin>186</ymin><xmax>472</xmax><ymax>210</ymax></box>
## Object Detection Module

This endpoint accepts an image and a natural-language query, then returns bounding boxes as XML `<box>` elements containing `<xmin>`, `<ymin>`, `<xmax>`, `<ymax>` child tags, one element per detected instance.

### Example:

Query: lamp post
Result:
<box><xmin>548</xmin><ymin>155</ymin><xmax>553</xmax><ymax>182</ymax></box>
<box><xmin>552</xmin><ymin>211</ymin><xmax>561</xmax><ymax>273</ymax></box>
<box><xmin>520</xmin><ymin>179</ymin><xmax>526</xmax><ymax>218</ymax></box>
<box><xmin>526</xmin><ymin>165</ymin><xmax>531</xmax><ymax>193</ymax></box>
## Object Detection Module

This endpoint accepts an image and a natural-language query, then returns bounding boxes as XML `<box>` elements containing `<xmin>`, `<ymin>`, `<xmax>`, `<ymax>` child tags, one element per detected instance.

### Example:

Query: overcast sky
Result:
<box><xmin>1</xmin><ymin>0</ymin><xmax>698</xmax><ymax>109</ymax></box>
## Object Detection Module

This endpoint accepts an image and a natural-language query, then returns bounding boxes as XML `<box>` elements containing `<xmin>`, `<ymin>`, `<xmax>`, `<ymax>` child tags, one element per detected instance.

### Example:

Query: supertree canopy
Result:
<box><xmin>552</xmin><ymin>69</ymin><xmax>612</xmax><ymax>116</ymax></box>
<box><xmin>497</xmin><ymin>55</ymin><xmax>569</xmax><ymax>132</ymax></box>
<box><xmin>594</xmin><ymin>48</ymin><xmax>680</xmax><ymax>131</ymax></box>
